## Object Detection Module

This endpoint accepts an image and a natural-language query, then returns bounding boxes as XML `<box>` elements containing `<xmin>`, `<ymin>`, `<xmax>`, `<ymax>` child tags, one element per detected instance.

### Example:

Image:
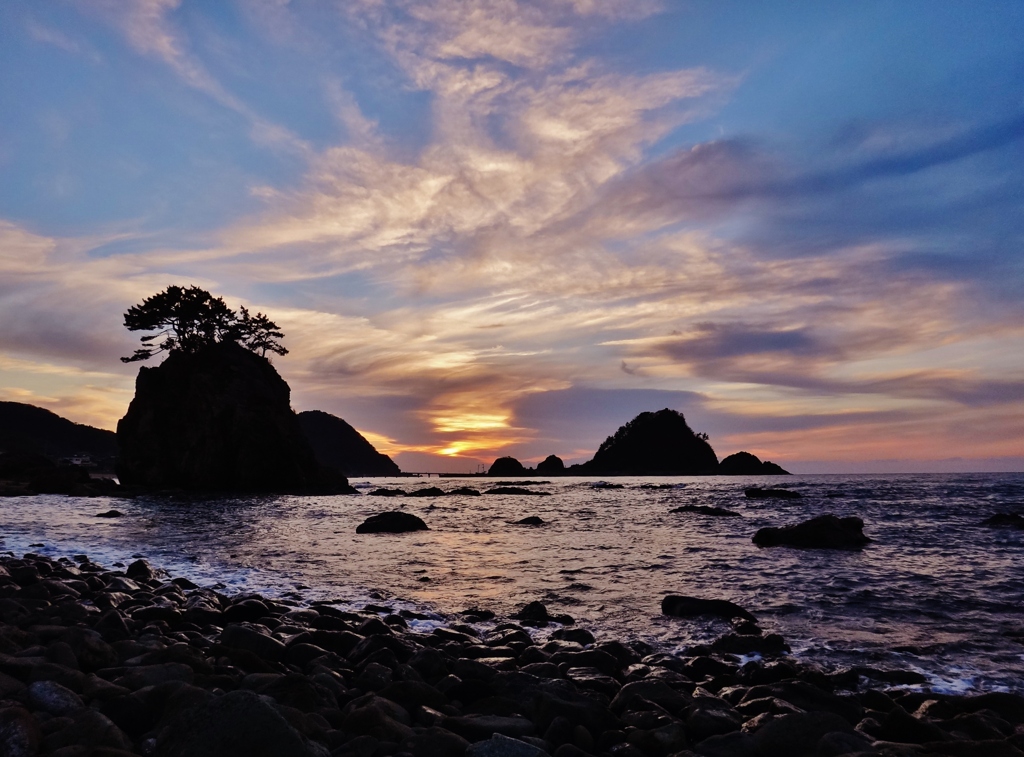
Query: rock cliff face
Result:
<box><xmin>584</xmin><ymin>409</ymin><xmax>719</xmax><ymax>475</ymax></box>
<box><xmin>297</xmin><ymin>410</ymin><xmax>400</xmax><ymax>477</ymax></box>
<box><xmin>117</xmin><ymin>342</ymin><xmax>349</xmax><ymax>493</ymax></box>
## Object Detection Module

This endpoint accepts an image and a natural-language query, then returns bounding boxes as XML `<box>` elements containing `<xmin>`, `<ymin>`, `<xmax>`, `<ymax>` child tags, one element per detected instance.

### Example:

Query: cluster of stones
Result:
<box><xmin>2</xmin><ymin>553</ymin><xmax>1024</xmax><ymax>757</ymax></box>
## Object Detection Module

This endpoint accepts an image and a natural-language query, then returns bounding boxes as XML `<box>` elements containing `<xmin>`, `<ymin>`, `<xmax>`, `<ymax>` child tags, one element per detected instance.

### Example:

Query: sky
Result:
<box><xmin>1</xmin><ymin>1</ymin><xmax>1023</xmax><ymax>474</ymax></box>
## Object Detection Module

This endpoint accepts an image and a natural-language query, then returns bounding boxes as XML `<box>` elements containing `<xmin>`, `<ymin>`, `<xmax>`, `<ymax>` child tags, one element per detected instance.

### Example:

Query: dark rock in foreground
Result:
<box><xmin>489</xmin><ymin>456</ymin><xmax>528</xmax><ymax>476</ymax></box>
<box><xmin>662</xmin><ymin>594</ymin><xmax>757</xmax><ymax>622</ymax></box>
<box><xmin>0</xmin><ymin>550</ymin><xmax>1020</xmax><ymax>757</ymax></box>
<box><xmin>583</xmin><ymin>408</ymin><xmax>719</xmax><ymax>475</ymax></box>
<box><xmin>535</xmin><ymin>454</ymin><xmax>565</xmax><ymax>475</ymax></box>
<box><xmin>512</xmin><ymin>601</ymin><xmax>574</xmax><ymax>627</ymax></box>
<box><xmin>753</xmin><ymin>513</ymin><xmax>872</xmax><ymax>549</ymax></box>
<box><xmin>154</xmin><ymin>689</ymin><xmax>327</xmax><ymax>757</ymax></box>
<box><xmin>983</xmin><ymin>512</ymin><xmax>1024</xmax><ymax>529</ymax></box>
<box><xmin>745</xmin><ymin>486</ymin><xmax>802</xmax><ymax>499</ymax></box>
<box><xmin>720</xmin><ymin>450</ymin><xmax>790</xmax><ymax>475</ymax></box>
<box><xmin>355</xmin><ymin>511</ymin><xmax>429</xmax><ymax>533</ymax></box>
<box><xmin>669</xmin><ymin>504</ymin><xmax>740</xmax><ymax>516</ymax></box>
<box><xmin>117</xmin><ymin>342</ymin><xmax>354</xmax><ymax>494</ymax></box>
<box><xmin>297</xmin><ymin>409</ymin><xmax>401</xmax><ymax>477</ymax></box>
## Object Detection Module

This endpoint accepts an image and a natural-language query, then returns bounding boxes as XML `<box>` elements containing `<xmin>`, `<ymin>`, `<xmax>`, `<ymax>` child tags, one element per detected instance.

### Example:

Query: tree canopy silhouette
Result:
<box><xmin>121</xmin><ymin>285</ymin><xmax>288</xmax><ymax>362</ymax></box>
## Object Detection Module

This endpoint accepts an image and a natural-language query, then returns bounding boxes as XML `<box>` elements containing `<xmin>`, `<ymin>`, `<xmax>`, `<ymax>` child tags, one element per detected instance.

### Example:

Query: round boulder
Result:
<box><xmin>356</xmin><ymin>511</ymin><xmax>429</xmax><ymax>534</ymax></box>
<box><xmin>753</xmin><ymin>514</ymin><xmax>870</xmax><ymax>549</ymax></box>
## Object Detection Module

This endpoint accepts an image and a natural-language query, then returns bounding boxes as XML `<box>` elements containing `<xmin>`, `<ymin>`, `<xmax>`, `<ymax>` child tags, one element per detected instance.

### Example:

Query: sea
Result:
<box><xmin>3</xmin><ymin>473</ymin><xmax>1023</xmax><ymax>694</ymax></box>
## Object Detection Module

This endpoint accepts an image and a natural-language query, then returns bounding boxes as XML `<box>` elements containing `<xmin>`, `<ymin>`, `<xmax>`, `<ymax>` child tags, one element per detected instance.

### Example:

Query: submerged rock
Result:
<box><xmin>94</xmin><ymin>509</ymin><xmax>125</xmax><ymax>518</ymax></box>
<box><xmin>486</xmin><ymin>487</ymin><xmax>551</xmax><ymax>496</ymax></box>
<box><xmin>662</xmin><ymin>595</ymin><xmax>757</xmax><ymax>623</ymax></box>
<box><xmin>753</xmin><ymin>514</ymin><xmax>871</xmax><ymax>549</ymax></box>
<box><xmin>745</xmin><ymin>486</ymin><xmax>802</xmax><ymax>499</ymax></box>
<box><xmin>512</xmin><ymin>516</ymin><xmax>545</xmax><ymax>526</ymax></box>
<box><xmin>982</xmin><ymin>512</ymin><xmax>1024</xmax><ymax>529</ymax></box>
<box><xmin>356</xmin><ymin>511</ymin><xmax>429</xmax><ymax>534</ymax></box>
<box><xmin>406</xmin><ymin>486</ymin><xmax>446</xmax><ymax>497</ymax></box>
<box><xmin>669</xmin><ymin>505</ymin><xmax>740</xmax><ymax>516</ymax></box>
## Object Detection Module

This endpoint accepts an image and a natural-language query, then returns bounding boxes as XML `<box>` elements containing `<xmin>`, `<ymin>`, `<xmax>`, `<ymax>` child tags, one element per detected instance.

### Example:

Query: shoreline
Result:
<box><xmin>2</xmin><ymin>551</ymin><xmax>1024</xmax><ymax>756</ymax></box>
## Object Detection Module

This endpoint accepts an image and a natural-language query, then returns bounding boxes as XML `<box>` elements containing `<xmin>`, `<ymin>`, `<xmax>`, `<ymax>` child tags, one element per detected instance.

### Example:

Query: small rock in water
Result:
<box><xmin>356</xmin><ymin>511</ymin><xmax>429</xmax><ymax>533</ymax></box>
<box><xmin>486</xmin><ymin>487</ymin><xmax>552</xmax><ymax>496</ymax></box>
<box><xmin>461</xmin><ymin>607</ymin><xmax>496</xmax><ymax>621</ymax></box>
<box><xmin>514</xmin><ymin>601</ymin><xmax>573</xmax><ymax>626</ymax></box>
<box><xmin>669</xmin><ymin>505</ymin><xmax>740</xmax><ymax>516</ymax></box>
<box><xmin>450</xmin><ymin>486</ymin><xmax>481</xmax><ymax>496</ymax></box>
<box><xmin>982</xmin><ymin>512</ymin><xmax>1024</xmax><ymax>529</ymax></box>
<box><xmin>745</xmin><ymin>487</ymin><xmax>802</xmax><ymax>499</ymax></box>
<box><xmin>661</xmin><ymin>595</ymin><xmax>757</xmax><ymax>623</ymax></box>
<box><xmin>753</xmin><ymin>514</ymin><xmax>871</xmax><ymax>549</ymax></box>
<box><xmin>406</xmin><ymin>486</ymin><xmax>446</xmax><ymax>497</ymax></box>
<box><xmin>368</xmin><ymin>487</ymin><xmax>406</xmax><ymax>497</ymax></box>
<box><xmin>513</xmin><ymin>516</ymin><xmax>545</xmax><ymax>526</ymax></box>
<box><xmin>126</xmin><ymin>558</ymin><xmax>156</xmax><ymax>581</ymax></box>
<box><xmin>95</xmin><ymin>509</ymin><xmax>125</xmax><ymax>518</ymax></box>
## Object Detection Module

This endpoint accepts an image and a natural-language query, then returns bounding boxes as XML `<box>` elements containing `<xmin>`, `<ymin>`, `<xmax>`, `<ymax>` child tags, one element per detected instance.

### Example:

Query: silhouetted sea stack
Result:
<box><xmin>535</xmin><ymin>454</ymin><xmax>565</xmax><ymax>475</ymax></box>
<box><xmin>297</xmin><ymin>410</ymin><xmax>400</xmax><ymax>476</ymax></box>
<box><xmin>719</xmin><ymin>450</ymin><xmax>790</xmax><ymax>475</ymax></box>
<box><xmin>117</xmin><ymin>341</ymin><xmax>354</xmax><ymax>494</ymax></box>
<box><xmin>583</xmin><ymin>408</ymin><xmax>718</xmax><ymax>475</ymax></box>
<box><xmin>754</xmin><ymin>514</ymin><xmax>871</xmax><ymax>549</ymax></box>
<box><xmin>488</xmin><ymin>456</ymin><xmax>527</xmax><ymax>476</ymax></box>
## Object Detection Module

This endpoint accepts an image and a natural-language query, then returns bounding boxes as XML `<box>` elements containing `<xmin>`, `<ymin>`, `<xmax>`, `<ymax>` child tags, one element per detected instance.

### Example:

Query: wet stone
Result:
<box><xmin>27</xmin><ymin>680</ymin><xmax>84</xmax><ymax>716</ymax></box>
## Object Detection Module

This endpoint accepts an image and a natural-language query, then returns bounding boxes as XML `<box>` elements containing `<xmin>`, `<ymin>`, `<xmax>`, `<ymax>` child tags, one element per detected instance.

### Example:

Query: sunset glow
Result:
<box><xmin>1</xmin><ymin>1</ymin><xmax>1022</xmax><ymax>472</ymax></box>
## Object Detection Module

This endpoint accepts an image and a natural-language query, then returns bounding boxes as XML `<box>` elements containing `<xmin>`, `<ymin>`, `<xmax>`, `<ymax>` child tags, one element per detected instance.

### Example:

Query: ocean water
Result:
<box><xmin>3</xmin><ymin>473</ymin><xmax>1023</xmax><ymax>694</ymax></box>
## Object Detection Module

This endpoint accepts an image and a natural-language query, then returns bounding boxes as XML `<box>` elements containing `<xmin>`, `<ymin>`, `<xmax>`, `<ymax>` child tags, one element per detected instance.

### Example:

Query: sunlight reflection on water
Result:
<box><xmin>3</xmin><ymin>473</ymin><xmax>1024</xmax><ymax>692</ymax></box>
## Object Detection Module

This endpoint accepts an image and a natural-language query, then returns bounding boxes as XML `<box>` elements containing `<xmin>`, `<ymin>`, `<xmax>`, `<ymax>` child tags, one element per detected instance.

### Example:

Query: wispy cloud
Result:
<box><xmin>3</xmin><ymin>2</ymin><xmax>1023</xmax><ymax>470</ymax></box>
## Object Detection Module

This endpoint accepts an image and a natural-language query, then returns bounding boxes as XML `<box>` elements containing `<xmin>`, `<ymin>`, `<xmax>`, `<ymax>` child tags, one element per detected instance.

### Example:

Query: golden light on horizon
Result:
<box><xmin>431</xmin><ymin>412</ymin><xmax>511</xmax><ymax>433</ymax></box>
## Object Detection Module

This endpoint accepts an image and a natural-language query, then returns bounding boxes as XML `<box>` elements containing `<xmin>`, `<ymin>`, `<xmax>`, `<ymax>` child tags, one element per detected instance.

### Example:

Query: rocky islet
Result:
<box><xmin>0</xmin><ymin>552</ymin><xmax>1021</xmax><ymax>756</ymax></box>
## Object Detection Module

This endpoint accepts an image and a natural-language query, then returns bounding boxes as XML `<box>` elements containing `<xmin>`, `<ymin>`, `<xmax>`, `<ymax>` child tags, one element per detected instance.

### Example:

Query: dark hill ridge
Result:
<box><xmin>297</xmin><ymin>410</ymin><xmax>400</xmax><ymax>477</ymax></box>
<box><xmin>0</xmin><ymin>401</ymin><xmax>118</xmax><ymax>461</ymax></box>
<box><xmin>117</xmin><ymin>341</ymin><xmax>352</xmax><ymax>493</ymax></box>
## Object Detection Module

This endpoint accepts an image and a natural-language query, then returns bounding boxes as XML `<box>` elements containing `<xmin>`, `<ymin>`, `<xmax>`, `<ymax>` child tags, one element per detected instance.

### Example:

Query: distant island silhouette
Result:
<box><xmin>0</xmin><ymin>287</ymin><xmax>788</xmax><ymax>495</ymax></box>
<box><xmin>486</xmin><ymin>408</ymin><xmax>789</xmax><ymax>476</ymax></box>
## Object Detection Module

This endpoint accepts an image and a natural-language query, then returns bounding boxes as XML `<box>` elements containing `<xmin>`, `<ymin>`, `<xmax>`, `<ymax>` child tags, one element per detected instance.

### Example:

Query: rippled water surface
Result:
<box><xmin>3</xmin><ymin>473</ymin><xmax>1024</xmax><ymax>693</ymax></box>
